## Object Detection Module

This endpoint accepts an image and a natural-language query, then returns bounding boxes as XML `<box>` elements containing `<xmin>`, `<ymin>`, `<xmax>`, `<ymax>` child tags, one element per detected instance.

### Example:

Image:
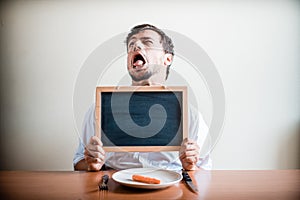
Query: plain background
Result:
<box><xmin>0</xmin><ymin>0</ymin><xmax>299</xmax><ymax>170</ymax></box>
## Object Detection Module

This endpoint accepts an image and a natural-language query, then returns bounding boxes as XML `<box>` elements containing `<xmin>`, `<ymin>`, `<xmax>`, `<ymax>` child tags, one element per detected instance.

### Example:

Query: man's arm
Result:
<box><xmin>179</xmin><ymin>105</ymin><xmax>211</xmax><ymax>170</ymax></box>
<box><xmin>74</xmin><ymin>136</ymin><xmax>106</xmax><ymax>171</ymax></box>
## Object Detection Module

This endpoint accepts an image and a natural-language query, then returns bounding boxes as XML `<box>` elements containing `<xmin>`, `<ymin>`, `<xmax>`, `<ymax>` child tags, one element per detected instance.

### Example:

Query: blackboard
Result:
<box><xmin>95</xmin><ymin>86</ymin><xmax>187</xmax><ymax>152</ymax></box>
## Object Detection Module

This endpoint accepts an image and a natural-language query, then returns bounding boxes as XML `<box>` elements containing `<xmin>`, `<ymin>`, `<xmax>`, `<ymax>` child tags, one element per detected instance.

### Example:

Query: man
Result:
<box><xmin>73</xmin><ymin>24</ymin><xmax>211</xmax><ymax>171</ymax></box>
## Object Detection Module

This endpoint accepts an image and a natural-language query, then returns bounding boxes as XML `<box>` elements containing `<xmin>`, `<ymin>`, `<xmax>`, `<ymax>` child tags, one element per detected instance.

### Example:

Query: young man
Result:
<box><xmin>73</xmin><ymin>24</ymin><xmax>211</xmax><ymax>171</ymax></box>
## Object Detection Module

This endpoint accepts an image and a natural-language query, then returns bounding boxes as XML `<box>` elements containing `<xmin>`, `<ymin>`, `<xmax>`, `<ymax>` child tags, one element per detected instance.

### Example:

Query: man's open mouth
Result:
<box><xmin>132</xmin><ymin>53</ymin><xmax>146</xmax><ymax>68</ymax></box>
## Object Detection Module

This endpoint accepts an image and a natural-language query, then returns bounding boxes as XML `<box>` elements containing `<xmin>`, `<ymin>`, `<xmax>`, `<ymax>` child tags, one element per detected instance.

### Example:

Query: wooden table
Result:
<box><xmin>0</xmin><ymin>170</ymin><xmax>299</xmax><ymax>200</ymax></box>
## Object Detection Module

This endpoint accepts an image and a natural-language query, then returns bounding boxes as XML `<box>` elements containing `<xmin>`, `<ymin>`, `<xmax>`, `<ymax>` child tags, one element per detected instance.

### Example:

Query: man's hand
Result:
<box><xmin>84</xmin><ymin>136</ymin><xmax>105</xmax><ymax>171</ymax></box>
<box><xmin>179</xmin><ymin>138</ymin><xmax>200</xmax><ymax>170</ymax></box>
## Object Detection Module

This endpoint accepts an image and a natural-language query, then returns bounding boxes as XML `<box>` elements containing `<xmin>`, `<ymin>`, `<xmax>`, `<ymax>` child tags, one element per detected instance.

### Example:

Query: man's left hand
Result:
<box><xmin>179</xmin><ymin>138</ymin><xmax>200</xmax><ymax>170</ymax></box>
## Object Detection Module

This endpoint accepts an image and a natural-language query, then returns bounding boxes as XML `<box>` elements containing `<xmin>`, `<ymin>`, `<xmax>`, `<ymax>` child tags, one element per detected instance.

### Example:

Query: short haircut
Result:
<box><xmin>126</xmin><ymin>24</ymin><xmax>174</xmax><ymax>80</ymax></box>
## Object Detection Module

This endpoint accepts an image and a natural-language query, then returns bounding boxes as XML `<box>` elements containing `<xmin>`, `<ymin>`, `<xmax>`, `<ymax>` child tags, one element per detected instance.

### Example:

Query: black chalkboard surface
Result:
<box><xmin>95</xmin><ymin>86</ymin><xmax>187</xmax><ymax>152</ymax></box>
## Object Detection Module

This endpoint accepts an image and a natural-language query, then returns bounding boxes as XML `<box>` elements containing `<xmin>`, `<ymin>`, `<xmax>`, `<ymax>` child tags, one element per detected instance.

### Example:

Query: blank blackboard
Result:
<box><xmin>95</xmin><ymin>86</ymin><xmax>187</xmax><ymax>152</ymax></box>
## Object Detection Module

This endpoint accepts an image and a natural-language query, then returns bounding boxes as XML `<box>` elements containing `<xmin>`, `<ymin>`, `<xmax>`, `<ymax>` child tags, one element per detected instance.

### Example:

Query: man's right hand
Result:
<box><xmin>84</xmin><ymin>136</ymin><xmax>105</xmax><ymax>171</ymax></box>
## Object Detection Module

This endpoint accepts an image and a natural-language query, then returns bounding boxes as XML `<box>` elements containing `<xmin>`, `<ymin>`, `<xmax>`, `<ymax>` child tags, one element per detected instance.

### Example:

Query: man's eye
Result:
<box><xmin>128</xmin><ymin>42</ymin><xmax>134</xmax><ymax>47</ymax></box>
<box><xmin>144</xmin><ymin>40</ymin><xmax>153</xmax><ymax>45</ymax></box>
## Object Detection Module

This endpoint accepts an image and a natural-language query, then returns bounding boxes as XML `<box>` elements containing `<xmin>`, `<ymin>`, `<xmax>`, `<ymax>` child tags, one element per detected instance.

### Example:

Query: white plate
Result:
<box><xmin>112</xmin><ymin>168</ymin><xmax>182</xmax><ymax>189</ymax></box>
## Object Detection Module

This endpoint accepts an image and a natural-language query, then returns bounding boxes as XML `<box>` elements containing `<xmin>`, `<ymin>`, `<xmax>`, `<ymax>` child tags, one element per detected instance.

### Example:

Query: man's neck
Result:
<box><xmin>131</xmin><ymin>79</ymin><xmax>166</xmax><ymax>86</ymax></box>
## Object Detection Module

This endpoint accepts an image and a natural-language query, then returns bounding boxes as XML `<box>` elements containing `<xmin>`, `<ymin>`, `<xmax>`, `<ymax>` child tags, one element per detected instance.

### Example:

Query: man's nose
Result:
<box><xmin>133</xmin><ymin>41</ymin><xmax>143</xmax><ymax>51</ymax></box>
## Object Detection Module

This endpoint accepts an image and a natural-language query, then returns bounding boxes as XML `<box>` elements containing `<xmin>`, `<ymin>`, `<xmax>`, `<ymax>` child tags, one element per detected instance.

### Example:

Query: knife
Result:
<box><xmin>182</xmin><ymin>170</ymin><xmax>198</xmax><ymax>193</ymax></box>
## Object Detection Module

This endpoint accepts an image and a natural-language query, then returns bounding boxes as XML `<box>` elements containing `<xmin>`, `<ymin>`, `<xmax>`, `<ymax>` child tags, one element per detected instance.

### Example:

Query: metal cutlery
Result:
<box><xmin>99</xmin><ymin>174</ymin><xmax>109</xmax><ymax>191</ymax></box>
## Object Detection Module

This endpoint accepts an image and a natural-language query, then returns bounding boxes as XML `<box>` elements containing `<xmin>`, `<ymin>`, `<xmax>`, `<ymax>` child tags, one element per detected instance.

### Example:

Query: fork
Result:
<box><xmin>99</xmin><ymin>175</ymin><xmax>109</xmax><ymax>191</ymax></box>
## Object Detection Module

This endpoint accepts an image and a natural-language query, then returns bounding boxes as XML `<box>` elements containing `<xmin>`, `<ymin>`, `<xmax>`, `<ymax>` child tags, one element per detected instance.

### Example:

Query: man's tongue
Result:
<box><xmin>133</xmin><ymin>60</ymin><xmax>144</xmax><ymax>67</ymax></box>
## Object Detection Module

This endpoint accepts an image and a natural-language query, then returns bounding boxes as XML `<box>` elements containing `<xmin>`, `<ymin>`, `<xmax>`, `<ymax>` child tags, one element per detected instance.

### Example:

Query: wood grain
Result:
<box><xmin>0</xmin><ymin>170</ymin><xmax>299</xmax><ymax>200</ymax></box>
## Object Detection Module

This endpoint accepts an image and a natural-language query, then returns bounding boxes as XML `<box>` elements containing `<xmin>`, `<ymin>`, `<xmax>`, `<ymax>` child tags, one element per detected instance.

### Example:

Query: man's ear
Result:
<box><xmin>164</xmin><ymin>53</ymin><xmax>173</xmax><ymax>66</ymax></box>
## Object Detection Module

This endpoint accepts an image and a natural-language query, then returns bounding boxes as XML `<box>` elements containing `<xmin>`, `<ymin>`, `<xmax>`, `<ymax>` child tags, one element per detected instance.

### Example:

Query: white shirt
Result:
<box><xmin>73</xmin><ymin>104</ymin><xmax>211</xmax><ymax>170</ymax></box>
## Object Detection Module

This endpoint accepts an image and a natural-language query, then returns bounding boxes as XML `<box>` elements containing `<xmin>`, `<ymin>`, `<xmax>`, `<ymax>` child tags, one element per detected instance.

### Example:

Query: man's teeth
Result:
<box><xmin>133</xmin><ymin>60</ymin><xmax>144</xmax><ymax>67</ymax></box>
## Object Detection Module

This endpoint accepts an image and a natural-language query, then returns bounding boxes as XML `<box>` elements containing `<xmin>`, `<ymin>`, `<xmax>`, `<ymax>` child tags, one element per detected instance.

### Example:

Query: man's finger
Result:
<box><xmin>89</xmin><ymin>136</ymin><xmax>103</xmax><ymax>146</ymax></box>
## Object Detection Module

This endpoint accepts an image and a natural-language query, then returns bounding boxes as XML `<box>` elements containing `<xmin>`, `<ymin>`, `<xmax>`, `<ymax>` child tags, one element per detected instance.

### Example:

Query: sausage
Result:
<box><xmin>132</xmin><ymin>174</ymin><xmax>161</xmax><ymax>184</ymax></box>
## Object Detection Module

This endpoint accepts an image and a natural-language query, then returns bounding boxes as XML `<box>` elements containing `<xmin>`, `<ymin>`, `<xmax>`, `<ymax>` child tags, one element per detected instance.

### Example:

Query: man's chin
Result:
<box><xmin>129</xmin><ymin>72</ymin><xmax>152</xmax><ymax>82</ymax></box>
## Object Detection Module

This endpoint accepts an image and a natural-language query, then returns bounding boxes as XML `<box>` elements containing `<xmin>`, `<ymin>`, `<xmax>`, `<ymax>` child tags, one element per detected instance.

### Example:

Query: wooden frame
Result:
<box><xmin>95</xmin><ymin>86</ymin><xmax>188</xmax><ymax>152</ymax></box>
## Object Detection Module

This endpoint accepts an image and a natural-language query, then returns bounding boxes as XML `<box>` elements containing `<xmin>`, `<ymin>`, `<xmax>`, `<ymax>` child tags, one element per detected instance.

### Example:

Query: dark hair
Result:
<box><xmin>126</xmin><ymin>24</ymin><xmax>174</xmax><ymax>80</ymax></box>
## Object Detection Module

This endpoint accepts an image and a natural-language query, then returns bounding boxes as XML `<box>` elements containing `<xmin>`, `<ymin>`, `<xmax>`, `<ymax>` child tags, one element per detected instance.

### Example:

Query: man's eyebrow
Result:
<box><xmin>140</xmin><ymin>37</ymin><xmax>154</xmax><ymax>40</ymax></box>
<box><xmin>128</xmin><ymin>36</ymin><xmax>154</xmax><ymax>42</ymax></box>
<box><xmin>128</xmin><ymin>36</ymin><xmax>137</xmax><ymax>42</ymax></box>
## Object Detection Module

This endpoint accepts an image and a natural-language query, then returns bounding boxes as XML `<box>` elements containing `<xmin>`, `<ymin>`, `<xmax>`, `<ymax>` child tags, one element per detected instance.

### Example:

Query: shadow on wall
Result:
<box><xmin>278</xmin><ymin>123</ymin><xmax>300</xmax><ymax>169</ymax></box>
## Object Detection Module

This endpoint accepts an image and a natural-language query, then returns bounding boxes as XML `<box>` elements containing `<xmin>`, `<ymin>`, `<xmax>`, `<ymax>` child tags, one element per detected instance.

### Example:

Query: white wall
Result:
<box><xmin>0</xmin><ymin>0</ymin><xmax>299</xmax><ymax>170</ymax></box>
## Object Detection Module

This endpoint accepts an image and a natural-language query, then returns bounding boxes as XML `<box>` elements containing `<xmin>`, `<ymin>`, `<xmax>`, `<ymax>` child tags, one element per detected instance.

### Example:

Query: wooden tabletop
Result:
<box><xmin>0</xmin><ymin>170</ymin><xmax>299</xmax><ymax>200</ymax></box>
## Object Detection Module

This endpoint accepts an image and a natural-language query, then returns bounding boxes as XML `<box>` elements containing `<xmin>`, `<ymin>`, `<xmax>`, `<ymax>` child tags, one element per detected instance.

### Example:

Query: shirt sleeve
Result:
<box><xmin>188</xmin><ymin>106</ymin><xmax>212</xmax><ymax>169</ymax></box>
<box><xmin>73</xmin><ymin>104</ymin><xmax>95</xmax><ymax>166</ymax></box>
